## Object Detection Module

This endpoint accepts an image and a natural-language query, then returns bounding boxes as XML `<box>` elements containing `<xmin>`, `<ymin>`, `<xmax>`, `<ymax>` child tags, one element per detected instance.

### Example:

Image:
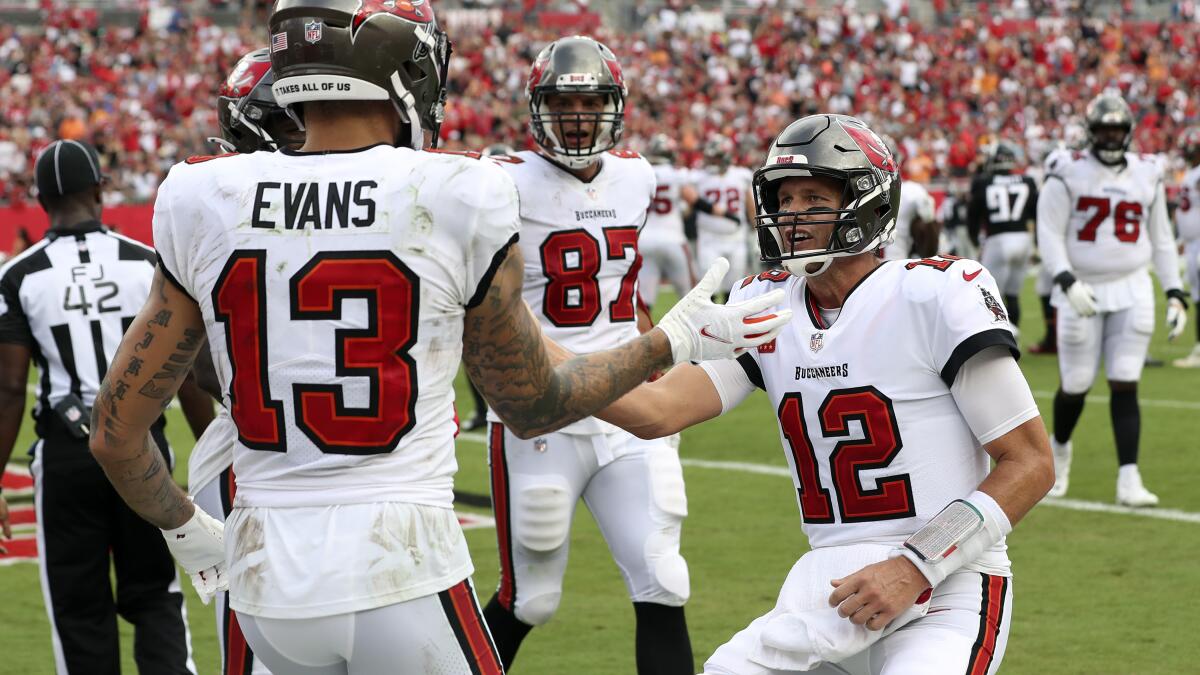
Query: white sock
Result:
<box><xmin>1118</xmin><ymin>464</ymin><xmax>1140</xmax><ymax>482</ymax></box>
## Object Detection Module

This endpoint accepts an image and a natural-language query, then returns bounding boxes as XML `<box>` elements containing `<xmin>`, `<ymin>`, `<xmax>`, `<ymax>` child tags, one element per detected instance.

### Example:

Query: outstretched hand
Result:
<box><xmin>656</xmin><ymin>258</ymin><xmax>793</xmax><ymax>364</ymax></box>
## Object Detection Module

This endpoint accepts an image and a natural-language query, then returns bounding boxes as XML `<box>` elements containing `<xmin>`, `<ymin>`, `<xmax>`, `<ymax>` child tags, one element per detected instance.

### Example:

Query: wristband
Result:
<box><xmin>894</xmin><ymin>490</ymin><xmax>1012</xmax><ymax>588</ymax></box>
<box><xmin>1166</xmin><ymin>288</ymin><xmax>1189</xmax><ymax>309</ymax></box>
<box><xmin>1053</xmin><ymin>271</ymin><xmax>1077</xmax><ymax>293</ymax></box>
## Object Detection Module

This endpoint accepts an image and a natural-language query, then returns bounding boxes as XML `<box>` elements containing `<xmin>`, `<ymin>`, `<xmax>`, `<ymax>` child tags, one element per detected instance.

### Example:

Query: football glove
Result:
<box><xmin>162</xmin><ymin>505</ymin><xmax>227</xmax><ymax>604</ymax></box>
<box><xmin>1055</xmin><ymin>271</ymin><xmax>1098</xmax><ymax>317</ymax></box>
<box><xmin>1166</xmin><ymin>289</ymin><xmax>1189</xmax><ymax>342</ymax></box>
<box><xmin>657</xmin><ymin>258</ymin><xmax>793</xmax><ymax>364</ymax></box>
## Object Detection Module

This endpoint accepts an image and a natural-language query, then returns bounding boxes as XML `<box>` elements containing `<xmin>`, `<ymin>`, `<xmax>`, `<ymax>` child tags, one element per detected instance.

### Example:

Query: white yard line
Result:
<box><xmin>457</xmin><ymin>433</ymin><xmax>1200</xmax><ymax>525</ymax></box>
<box><xmin>1030</xmin><ymin>389</ymin><xmax>1200</xmax><ymax>411</ymax></box>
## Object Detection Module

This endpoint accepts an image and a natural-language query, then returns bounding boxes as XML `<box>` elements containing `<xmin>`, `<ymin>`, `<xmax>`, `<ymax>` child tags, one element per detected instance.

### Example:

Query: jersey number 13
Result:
<box><xmin>214</xmin><ymin>250</ymin><xmax>419</xmax><ymax>455</ymax></box>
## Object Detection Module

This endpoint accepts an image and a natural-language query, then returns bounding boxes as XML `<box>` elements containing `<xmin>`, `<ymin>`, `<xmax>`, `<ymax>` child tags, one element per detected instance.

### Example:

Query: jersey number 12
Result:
<box><xmin>778</xmin><ymin>387</ymin><xmax>915</xmax><ymax>523</ymax></box>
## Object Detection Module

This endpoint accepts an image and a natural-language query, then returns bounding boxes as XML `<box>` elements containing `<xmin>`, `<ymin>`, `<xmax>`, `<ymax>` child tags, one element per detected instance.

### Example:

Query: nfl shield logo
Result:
<box><xmin>809</xmin><ymin>332</ymin><xmax>824</xmax><ymax>353</ymax></box>
<box><xmin>533</xmin><ymin>438</ymin><xmax>548</xmax><ymax>453</ymax></box>
<box><xmin>305</xmin><ymin>20</ymin><xmax>323</xmax><ymax>44</ymax></box>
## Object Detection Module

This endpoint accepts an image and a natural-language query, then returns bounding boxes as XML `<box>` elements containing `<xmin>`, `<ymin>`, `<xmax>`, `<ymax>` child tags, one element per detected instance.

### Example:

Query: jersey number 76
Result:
<box><xmin>213</xmin><ymin>250</ymin><xmax>419</xmax><ymax>455</ymax></box>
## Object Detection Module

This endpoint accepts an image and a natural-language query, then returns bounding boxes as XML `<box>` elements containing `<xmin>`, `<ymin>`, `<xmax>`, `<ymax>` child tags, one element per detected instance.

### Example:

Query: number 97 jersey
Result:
<box><xmin>728</xmin><ymin>259</ymin><xmax>1023</xmax><ymax>575</ymax></box>
<box><xmin>152</xmin><ymin>147</ymin><xmax>520</xmax><ymax>509</ymax></box>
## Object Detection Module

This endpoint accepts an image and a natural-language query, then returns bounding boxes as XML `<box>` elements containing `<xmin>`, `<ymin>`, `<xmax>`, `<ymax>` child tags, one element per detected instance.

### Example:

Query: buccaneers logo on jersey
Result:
<box><xmin>978</xmin><ymin>287</ymin><xmax>1009</xmax><ymax>323</ymax></box>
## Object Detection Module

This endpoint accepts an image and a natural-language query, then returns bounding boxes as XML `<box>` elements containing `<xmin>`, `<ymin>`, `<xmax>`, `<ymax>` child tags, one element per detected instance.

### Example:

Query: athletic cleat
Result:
<box><xmin>1116</xmin><ymin>466</ymin><xmax>1159</xmax><ymax>507</ymax></box>
<box><xmin>1172</xmin><ymin>347</ymin><xmax>1200</xmax><ymax>368</ymax></box>
<box><xmin>1047</xmin><ymin>438</ymin><xmax>1071</xmax><ymax>498</ymax></box>
<box><xmin>1028</xmin><ymin>341</ymin><xmax>1057</xmax><ymax>355</ymax></box>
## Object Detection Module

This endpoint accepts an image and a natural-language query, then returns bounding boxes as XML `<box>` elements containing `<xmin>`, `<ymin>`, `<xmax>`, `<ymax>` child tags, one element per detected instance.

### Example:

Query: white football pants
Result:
<box><xmin>487</xmin><ymin>423</ymin><xmax>689</xmax><ymax>626</ymax></box>
<box><xmin>1057</xmin><ymin>298</ymin><xmax>1155</xmax><ymax>392</ymax></box>
<box><xmin>704</xmin><ymin>569</ymin><xmax>1012</xmax><ymax>675</ymax></box>
<box><xmin>697</xmin><ymin>232</ymin><xmax>748</xmax><ymax>295</ymax></box>
<box><xmin>638</xmin><ymin>235</ymin><xmax>696</xmax><ymax>307</ymax></box>
<box><xmin>979</xmin><ymin>232</ymin><xmax>1032</xmax><ymax>297</ymax></box>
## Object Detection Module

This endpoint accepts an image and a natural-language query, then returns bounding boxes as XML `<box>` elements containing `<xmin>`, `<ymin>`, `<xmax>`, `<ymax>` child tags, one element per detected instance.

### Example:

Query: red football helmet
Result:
<box><xmin>213</xmin><ymin>48</ymin><xmax>301</xmax><ymax>153</ymax></box>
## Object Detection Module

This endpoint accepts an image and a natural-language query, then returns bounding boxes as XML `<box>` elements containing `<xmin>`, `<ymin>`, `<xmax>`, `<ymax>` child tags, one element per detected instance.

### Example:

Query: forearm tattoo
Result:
<box><xmin>464</xmin><ymin>254</ymin><xmax>672</xmax><ymax>438</ymax></box>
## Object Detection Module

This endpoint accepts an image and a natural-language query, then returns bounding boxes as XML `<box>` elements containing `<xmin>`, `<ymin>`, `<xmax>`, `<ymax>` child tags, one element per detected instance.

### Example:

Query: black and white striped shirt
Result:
<box><xmin>0</xmin><ymin>222</ymin><xmax>156</xmax><ymax>416</ymax></box>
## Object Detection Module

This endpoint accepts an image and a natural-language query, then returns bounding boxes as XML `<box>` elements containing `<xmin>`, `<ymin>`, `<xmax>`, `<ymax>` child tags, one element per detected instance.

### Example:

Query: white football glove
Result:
<box><xmin>1166</xmin><ymin>291</ymin><xmax>1188</xmax><ymax>341</ymax></box>
<box><xmin>1055</xmin><ymin>272</ymin><xmax>1098</xmax><ymax>317</ymax></box>
<box><xmin>657</xmin><ymin>258</ymin><xmax>793</xmax><ymax>364</ymax></box>
<box><xmin>162</xmin><ymin>505</ymin><xmax>227</xmax><ymax>604</ymax></box>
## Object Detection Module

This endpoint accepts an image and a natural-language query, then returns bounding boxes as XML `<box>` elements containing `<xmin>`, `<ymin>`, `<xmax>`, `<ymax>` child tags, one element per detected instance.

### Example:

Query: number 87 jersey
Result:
<box><xmin>152</xmin><ymin>147</ymin><xmax>520</xmax><ymax>509</ymax></box>
<box><xmin>493</xmin><ymin>150</ymin><xmax>655</xmax><ymax>353</ymax></box>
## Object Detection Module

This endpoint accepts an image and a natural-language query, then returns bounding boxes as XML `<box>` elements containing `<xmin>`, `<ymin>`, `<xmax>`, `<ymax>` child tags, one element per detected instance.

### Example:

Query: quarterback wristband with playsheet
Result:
<box><xmin>894</xmin><ymin>490</ymin><xmax>1012</xmax><ymax>588</ymax></box>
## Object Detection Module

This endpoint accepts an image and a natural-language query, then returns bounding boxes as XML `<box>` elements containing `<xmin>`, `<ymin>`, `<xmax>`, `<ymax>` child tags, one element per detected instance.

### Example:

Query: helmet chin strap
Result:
<box><xmin>785</xmin><ymin>256</ymin><xmax>834</xmax><ymax>277</ymax></box>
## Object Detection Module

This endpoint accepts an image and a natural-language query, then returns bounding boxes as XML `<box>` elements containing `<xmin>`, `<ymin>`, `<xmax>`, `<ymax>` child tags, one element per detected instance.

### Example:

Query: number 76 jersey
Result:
<box><xmin>729</xmin><ymin>259</ymin><xmax>1024</xmax><ymax>574</ymax></box>
<box><xmin>1038</xmin><ymin>151</ymin><xmax>1177</xmax><ymax>284</ymax></box>
<box><xmin>152</xmin><ymin>147</ymin><xmax>520</xmax><ymax>509</ymax></box>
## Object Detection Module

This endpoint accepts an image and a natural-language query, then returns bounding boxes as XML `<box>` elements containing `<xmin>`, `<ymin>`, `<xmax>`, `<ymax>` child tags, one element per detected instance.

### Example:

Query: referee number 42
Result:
<box><xmin>63</xmin><ymin>265</ymin><xmax>121</xmax><ymax>314</ymax></box>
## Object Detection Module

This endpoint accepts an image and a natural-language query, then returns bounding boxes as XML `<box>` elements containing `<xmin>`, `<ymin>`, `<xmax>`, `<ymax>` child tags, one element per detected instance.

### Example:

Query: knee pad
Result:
<box><xmin>515</xmin><ymin>591</ymin><xmax>562</xmax><ymax>627</ymax></box>
<box><xmin>637</xmin><ymin>529</ymin><xmax>690</xmax><ymax>605</ymax></box>
<box><xmin>645</xmin><ymin>446</ymin><xmax>688</xmax><ymax>519</ymax></box>
<box><xmin>514</xmin><ymin>481</ymin><xmax>573</xmax><ymax>553</ymax></box>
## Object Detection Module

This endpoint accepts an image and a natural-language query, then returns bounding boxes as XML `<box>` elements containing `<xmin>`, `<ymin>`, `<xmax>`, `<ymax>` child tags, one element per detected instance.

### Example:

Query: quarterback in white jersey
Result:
<box><xmin>696</xmin><ymin>137</ymin><xmax>755</xmax><ymax>298</ymax></box>
<box><xmin>481</xmin><ymin>37</ymin><xmax>696</xmax><ymax>675</ymax></box>
<box><xmin>1036</xmin><ymin>93</ymin><xmax>1187</xmax><ymax>507</ymax></box>
<box><xmin>87</xmin><ymin>8</ymin><xmax>789</xmax><ymax>675</ymax></box>
<box><xmin>1172</xmin><ymin>127</ymin><xmax>1200</xmax><ymax>367</ymax></box>
<box><xmin>639</xmin><ymin>134</ymin><xmax>700</xmax><ymax>308</ymax></box>
<box><xmin>601</xmin><ymin>114</ymin><xmax>1052</xmax><ymax>675</ymax></box>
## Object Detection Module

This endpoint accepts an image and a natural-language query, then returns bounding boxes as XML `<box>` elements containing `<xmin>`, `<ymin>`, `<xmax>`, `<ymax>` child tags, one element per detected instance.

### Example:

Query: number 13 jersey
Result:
<box><xmin>726</xmin><ymin>259</ymin><xmax>1024</xmax><ymax>575</ymax></box>
<box><xmin>153</xmin><ymin>146</ymin><xmax>520</xmax><ymax>509</ymax></box>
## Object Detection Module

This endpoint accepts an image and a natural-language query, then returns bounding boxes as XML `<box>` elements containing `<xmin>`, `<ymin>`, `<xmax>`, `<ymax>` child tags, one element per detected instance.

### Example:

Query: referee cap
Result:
<box><xmin>35</xmin><ymin>139</ymin><xmax>105</xmax><ymax>200</ymax></box>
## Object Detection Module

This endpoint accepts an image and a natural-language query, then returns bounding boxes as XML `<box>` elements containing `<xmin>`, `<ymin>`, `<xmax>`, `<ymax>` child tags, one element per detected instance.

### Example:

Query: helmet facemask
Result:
<box><xmin>754</xmin><ymin>165</ymin><xmax>896</xmax><ymax>278</ymax></box>
<box><xmin>530</xmin><ymin>87</ymin><xmax>624</xmax><ymax>169</ymax></box>
<box><xmin>1089</xmin><ymin>123</ymin><xmax>1132</xmax><ymax>166</ymax></box>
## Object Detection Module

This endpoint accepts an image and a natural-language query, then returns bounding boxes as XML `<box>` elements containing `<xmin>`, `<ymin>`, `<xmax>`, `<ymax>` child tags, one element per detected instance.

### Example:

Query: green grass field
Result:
<box><xmin>2</xmin><ymin>277</ymin><xmax>1199</xmax><ymax>674</ymax></box>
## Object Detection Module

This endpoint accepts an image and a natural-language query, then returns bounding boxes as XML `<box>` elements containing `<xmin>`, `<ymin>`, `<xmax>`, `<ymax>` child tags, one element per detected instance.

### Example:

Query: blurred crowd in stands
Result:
<box><xmin>1</xmin><ymin>0</ymin><xmax>1199</xmax><ymax>206</ymax></box>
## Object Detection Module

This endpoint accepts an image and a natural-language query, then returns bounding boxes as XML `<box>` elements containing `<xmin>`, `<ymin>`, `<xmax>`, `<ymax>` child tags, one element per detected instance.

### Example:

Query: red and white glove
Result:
<box><xmin>657</xmin><ymin>258</ymin><xmax>793</xmax><ymax>364</ymax></box>
<box><xmin>162</xmin><ymin>504</ymin><xmax>227</xmax><ymax>604</ymax></box>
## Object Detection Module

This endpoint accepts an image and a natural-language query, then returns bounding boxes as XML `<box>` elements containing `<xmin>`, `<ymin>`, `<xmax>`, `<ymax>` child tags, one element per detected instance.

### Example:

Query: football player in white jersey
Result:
<box><xmin>187</xmin><ymin>47</ymin><xmax>303</xmax><ymax>675</ymax></box>
<box><xmin>879</xmin><ymin>135</ymin><xmax>938</xmax><ymax>261</ymax></box>
<box><xmin>639</xmin><ymin>134</ymin><xmax>707</xmax><ymax>310</ymax></box>
<box><xmin>597</xmin><ymin>114</ymin><xmax>1053</xmax><ymax>675</ymax></box>
<box><xmin>1172</xmin><ymin>127</ymin><xmax>1200</xmax><ymax>367</ymax></box>
<box><xmin>696</xmin><ymin>137</ymin><xmax>755</xmax><ymax>301</ymax></box>
<box><xmin>479</xmin><ymin>37</ymin><xmax>697</xmax><ymax>674</ymax></box>
<box><xmin>968</xmin><ymin>141</ymin><xmax>1039</xmax><ymax>336</ymax></box>
<box><xmin>84</xmin><ymin>5</ymin><xmax>790</xmax><ymax>674</ymax></box>
<box><xmin>1037</xmin><ymin>93</ymin><xmax>1187</xmax><ymax>506</ymax></box>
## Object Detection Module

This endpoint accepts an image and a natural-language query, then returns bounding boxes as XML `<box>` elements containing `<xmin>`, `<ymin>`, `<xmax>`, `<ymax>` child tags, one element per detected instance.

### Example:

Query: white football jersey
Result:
<box><xmin>1177</xmin><ymin>165</ymin><xmax>1200</xmax><ymax>242</ymax></box>
<box><xmin>493</xmin><ymin>150</ymin><xmax>653</xmax><ymax>353</ymax></box>
<box><xmin>642</xmin><ymin>164</ymin><xmax>692</xmax><ymax>245</ymax></box>
<box><xmin>187</xmin><ymin>406</ymin><xmax>234</xmax><ymax>496</ymax></box>
<box><xmin>1037</xmin><ymin>151</ymin><xmax>1181</xmax><ymax>304</ymax></box>
<box><xmin>725</xmin><ymin>259</ymin><xmax>1016</xmax><ymax>575</ymax></box>
<box><xmin>485</xmin><ymin>150</ymin><xmax>653</xmax><ymax>435</ymax></box>
<box><xmin>883</xmin><ymin>180</ymin><xmax>935</xmax><ymax>260</ymax></box>
<box><xmin>696</xmin><ymin>166</ymin><xmax>753</xmax><ymax>236</ymax></box>
<box><xmin>154</xmin><ymin>146</ymin><xmax>520</xmax><ymax>510</ymax></box>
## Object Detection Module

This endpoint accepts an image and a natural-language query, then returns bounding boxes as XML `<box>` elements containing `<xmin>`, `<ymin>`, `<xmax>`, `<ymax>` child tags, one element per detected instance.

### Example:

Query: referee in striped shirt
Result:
<box><xmin>0</xmin><ymin>140</ymin><xmax>213</xmax><ymax>674</ymax></box>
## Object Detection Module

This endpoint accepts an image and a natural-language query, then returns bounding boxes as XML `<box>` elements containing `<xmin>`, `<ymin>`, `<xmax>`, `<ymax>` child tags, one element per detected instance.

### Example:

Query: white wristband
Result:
<box><xmin>894</xmin><ymin>490</ymin><xmax>1012</xmax><ymax>588</ymax></box>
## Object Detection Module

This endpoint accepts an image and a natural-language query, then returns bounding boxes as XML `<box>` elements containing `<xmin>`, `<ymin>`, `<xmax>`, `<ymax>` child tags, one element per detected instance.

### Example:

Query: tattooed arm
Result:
<box><xmin>89</xmin><ymin>267</ymin><xmax>207</xmax><ymax>529</ymax></box>
<box><xmin>463</xmin><ymin>246</ymin><xmax>674</xmax><ymax>439</ymax></box>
